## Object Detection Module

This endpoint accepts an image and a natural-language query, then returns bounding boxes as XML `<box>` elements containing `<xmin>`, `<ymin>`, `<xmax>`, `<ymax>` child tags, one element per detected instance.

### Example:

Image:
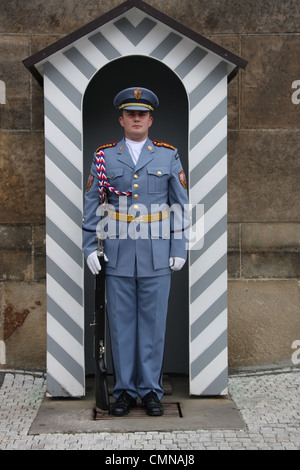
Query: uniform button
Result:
<box><xmin>134</xmin><ymin>205</ymin><xmax>139</xmax><ymax>210</ymax></box>
<box><xmin>134</xmin><ymin>174</ymin><xmax>138</xmax><ymax>179</ymax></box>
<box><xmin>134</xmin><ymin>194</ymin><xmax>139</xmax><ymax>199</ymax></box>
<box><xmin>157</xmin><ymin>171</ymin><xmax>162</xmax><ymax>175</ymax></box>
<box><xmin>133</xmin><ymin>183</ymin><xmax>138</xmax><ymax>188</ymax></box>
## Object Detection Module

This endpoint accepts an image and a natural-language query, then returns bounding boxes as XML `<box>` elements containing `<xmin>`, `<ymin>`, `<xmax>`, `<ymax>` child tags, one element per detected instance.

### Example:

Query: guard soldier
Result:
<box><xmin>82</xmin><ymin>87</ymin><xmax>189</xmax><ymax>416</ymax></box>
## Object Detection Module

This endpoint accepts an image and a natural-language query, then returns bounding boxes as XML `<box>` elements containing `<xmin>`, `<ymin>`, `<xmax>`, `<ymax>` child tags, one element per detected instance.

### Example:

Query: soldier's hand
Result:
<box><xmin>87</xmin><ymin>250</ymin><xmax>108</xmax><ymax>275</ymax></box>
<box><xmin>169</xmin><ymin>257</ymin><xmax>186</xmax><ymax>271</ymax></box>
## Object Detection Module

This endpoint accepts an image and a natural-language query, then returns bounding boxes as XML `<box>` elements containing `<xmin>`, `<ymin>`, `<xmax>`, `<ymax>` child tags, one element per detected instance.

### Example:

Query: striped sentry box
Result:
<box><xmin>25</xmin><ymin>3</ymin><xmax>245</xmax><ymax>397</ymax></box>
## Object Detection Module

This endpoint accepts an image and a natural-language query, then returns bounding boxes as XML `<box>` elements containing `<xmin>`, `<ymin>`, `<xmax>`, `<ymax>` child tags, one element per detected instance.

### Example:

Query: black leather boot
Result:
<box><xmin>142</xmin><ymin>391</ymin><xmax>164</xmax><ymax>416</ymax></box>
<box><xmin>111</xmin><ymin>391</ymin><xmax>136</xmax><ymax>416</ymax></box>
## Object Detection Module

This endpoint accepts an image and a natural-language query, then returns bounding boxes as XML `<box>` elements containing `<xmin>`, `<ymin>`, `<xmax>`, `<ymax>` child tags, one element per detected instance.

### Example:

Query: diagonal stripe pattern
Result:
<box><xmin>42</xmin><ymin>6</ymin><xmax>229</xmax><ymax>397</ymax></box>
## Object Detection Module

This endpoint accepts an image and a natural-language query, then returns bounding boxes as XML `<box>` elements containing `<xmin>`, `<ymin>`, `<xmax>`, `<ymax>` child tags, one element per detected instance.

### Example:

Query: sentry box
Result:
<box><xmin>23</xmin><ymin>0</ymin><xmax>247</xmax><ymax>398</ymax></box>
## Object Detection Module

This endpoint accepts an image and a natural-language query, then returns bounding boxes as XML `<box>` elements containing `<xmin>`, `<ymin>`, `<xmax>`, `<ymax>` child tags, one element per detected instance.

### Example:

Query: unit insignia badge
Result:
<box><xmin>178</xmin><ymin>170</ymin><xmax>187</xmax><ymax>189</ymax></box>
<box><xmin>86</xmin><ymin>173</ymin><xmax>94</xmax><ymax>192</ymax></box>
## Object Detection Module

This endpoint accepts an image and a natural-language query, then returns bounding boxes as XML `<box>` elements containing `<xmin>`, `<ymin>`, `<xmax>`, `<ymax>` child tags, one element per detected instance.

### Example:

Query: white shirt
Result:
<box><xmin>125</xmin><ymin>138</ymin><xmax>146</xmax><ymax>166</ymax></box>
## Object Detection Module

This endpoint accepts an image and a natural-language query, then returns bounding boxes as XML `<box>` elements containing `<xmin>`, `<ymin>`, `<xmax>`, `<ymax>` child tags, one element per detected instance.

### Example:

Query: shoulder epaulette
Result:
<box><xmin>153</xmin><ymin>140</ymin><xmax>175</xmax><ymax>151</ymax></box>
<box><xmin>96</xmin><ymin>141</ymin><xmax>117</xmax><ymax>153</ymax></box>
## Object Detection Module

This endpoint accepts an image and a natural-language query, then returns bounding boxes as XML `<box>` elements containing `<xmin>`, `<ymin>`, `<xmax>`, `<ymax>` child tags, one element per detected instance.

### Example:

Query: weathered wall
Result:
<box><xmin>0</xmin><ymin>0</ymin><xmax>299</xmax><ymax>371</ymax></box>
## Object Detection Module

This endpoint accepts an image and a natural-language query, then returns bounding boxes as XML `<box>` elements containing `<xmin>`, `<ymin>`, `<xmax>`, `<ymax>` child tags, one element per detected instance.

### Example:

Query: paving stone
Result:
<box><xmin>0</xmin><ymin>368</ymin><xmax>300</xmax><ymax>450</ymax></box>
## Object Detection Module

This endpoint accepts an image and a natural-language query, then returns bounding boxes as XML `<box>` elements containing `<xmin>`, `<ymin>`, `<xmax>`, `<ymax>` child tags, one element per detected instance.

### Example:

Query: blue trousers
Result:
<box><xmin>105</xmin><ymin>274</ymin><xmax>171</xmax><ymax>400</ymax></box>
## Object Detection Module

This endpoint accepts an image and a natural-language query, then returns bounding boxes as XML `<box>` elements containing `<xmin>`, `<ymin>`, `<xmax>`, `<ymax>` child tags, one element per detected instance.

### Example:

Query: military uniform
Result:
<box><xmin>82</xmin><ymin>87</ymin><xmax>189</xmax><ymax>413</ymax></box>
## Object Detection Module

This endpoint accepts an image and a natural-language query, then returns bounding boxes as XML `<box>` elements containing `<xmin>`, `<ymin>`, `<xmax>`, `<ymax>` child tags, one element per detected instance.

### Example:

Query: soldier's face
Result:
<box><xmin>119</xmin><ymin>110</ymin><xmax>153</xmax><ymax>141</ymax></box>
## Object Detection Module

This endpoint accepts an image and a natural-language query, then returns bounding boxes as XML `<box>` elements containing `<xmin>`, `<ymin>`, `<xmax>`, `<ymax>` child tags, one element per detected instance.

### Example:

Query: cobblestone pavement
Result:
<box><xmin>0</xmin><ymin>368</ymin><xmax>299</xmax><ymax>450</ymax></box>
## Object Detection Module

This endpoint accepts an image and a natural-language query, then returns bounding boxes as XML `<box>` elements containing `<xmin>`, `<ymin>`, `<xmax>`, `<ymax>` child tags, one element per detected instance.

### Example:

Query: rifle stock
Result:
<box><xmin>94</xmin><ymin>249</ymin><xmax>110</xmax><ymax>413</ymax></box>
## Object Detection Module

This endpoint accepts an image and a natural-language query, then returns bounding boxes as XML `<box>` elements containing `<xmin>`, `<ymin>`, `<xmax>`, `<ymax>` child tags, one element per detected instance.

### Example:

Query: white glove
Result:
<box><xmin>87</xmin><ymin>250</ymin><xmax>108</xmax><ymax>275</ymax></box>
<box><xmin>169</xmin><ymin>257</ymin><xmax>186</xmax><ymax>271</ymax></box>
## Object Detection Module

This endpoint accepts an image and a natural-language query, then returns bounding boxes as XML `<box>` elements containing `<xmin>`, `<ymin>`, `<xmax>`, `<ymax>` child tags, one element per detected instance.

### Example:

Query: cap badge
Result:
<box><xmin>134</xmin><ymin>88</ymin><xmax>142</xmax><ymax>100</ymax></box>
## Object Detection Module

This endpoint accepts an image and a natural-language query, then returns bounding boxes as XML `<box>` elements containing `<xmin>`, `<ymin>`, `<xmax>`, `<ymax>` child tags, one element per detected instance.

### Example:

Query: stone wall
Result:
<box><xmin>0</xmin><ymin>0</ymin><xmax>299</xmax><ymax>371</ymax></box>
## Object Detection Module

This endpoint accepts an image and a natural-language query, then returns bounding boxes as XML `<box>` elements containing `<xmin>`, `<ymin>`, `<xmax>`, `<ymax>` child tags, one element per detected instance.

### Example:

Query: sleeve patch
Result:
<box><xmin>86</xmin><ymin>173</ymin><xmax>94</xmax><ymax>192</ymax></box>
<box><xmin>153</xmin><ymin>139</ymin><xmax>175</xmax><ymax>151</ymax></box>
<box><xmin>179</xmin><ymin>170</ymin><xmax>187</xmax><ymax>189</ymax></box>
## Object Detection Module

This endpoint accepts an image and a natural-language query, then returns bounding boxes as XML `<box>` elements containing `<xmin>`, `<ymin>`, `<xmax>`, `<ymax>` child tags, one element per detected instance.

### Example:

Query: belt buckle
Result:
<box><xmin>126</xmin><ymin>213</ymin><xmax>138</xmax><ymax>223</ymax></box>
<box><xmin>133</xmin><ymin>215</ymin><xmax>142</xmax><ymax>223</ymax></box>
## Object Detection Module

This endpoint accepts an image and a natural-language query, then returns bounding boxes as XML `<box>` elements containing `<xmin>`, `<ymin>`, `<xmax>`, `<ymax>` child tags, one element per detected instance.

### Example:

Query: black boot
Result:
<box><xmin>111</xmin><ymin>391</ymin><xmax>136</xmax><ymax>416</ymax></box>
<box><xmin>142</xmin><ymin>391</ymin><xmax>164</xmax><ymax>416</ymax></box>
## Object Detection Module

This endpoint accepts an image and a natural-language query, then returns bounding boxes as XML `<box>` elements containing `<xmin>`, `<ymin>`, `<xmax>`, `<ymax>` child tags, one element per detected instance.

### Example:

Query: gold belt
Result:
<box><xmin>108</xmin><ymin>209</ymin><xmax>169</xmax><ymax>223</ymax></box>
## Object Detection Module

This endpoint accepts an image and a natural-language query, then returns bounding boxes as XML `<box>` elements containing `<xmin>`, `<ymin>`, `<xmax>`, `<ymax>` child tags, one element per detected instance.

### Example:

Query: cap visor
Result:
<box><xmin>122</xmin><ymin>105</ymin><xmax>151</xmax><ymax>111</ymax></box>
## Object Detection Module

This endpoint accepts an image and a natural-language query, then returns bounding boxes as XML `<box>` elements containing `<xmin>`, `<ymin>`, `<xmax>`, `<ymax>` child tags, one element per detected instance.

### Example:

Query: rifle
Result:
<box><xmin>94</xmin><ymin>236</ymin><xmax>110</xmax><ymax>415</ymax></box>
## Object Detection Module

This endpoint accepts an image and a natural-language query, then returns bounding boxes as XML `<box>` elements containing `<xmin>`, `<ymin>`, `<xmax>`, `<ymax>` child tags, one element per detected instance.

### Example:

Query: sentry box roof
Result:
<box><xmin>23</xmin><ymin>0</ymin><xmax>247</xmax><ymax>84</ymax></box>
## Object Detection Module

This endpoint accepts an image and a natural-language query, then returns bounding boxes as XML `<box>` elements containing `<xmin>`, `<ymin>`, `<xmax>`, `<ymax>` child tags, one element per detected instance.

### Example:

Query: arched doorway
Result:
<box><xmin>83</xmin><ymin>55</ymin><xmax>189</xmax><ymax>376</ymax></box>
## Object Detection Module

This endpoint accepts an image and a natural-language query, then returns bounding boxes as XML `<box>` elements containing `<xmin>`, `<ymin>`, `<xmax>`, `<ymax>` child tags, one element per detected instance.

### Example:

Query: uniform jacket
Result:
<box><xmin>82</xmin><ymin>137</ymin><xmax>189</xmax><ymax>277</ymax></box>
